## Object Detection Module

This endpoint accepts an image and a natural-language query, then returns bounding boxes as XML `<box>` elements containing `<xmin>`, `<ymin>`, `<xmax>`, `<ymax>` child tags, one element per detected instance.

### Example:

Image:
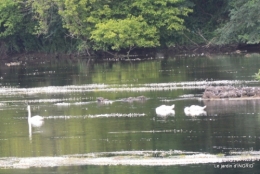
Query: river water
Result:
<box><xmin>1</xmin><ymin>54</ymin><xmax>260</xmax><ymax>173</ymax></box>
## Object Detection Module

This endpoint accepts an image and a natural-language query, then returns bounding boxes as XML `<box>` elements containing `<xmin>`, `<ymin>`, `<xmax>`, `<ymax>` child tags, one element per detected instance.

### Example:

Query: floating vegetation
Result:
<box><xmin>0</xmin><ymin>150</ymin><xmax>260</xmax><ymax>168</ymax></box>
<box><xmin>65</xmin><ymin>150</ymin><xmax>200</xmax><ymax>158</ymax></box>
<box><xmin>143</xmin><ymin>80</ymin><xmax>258</xmax><ymax>88</ymax></box>
<box><xmin>74</xmin><ymin>102</ymin><xmax>91</xmax><ymax>105</ymax></box>
<box><xmin>52</xmin><ymin>136</ymin><xmax>81</xmax><ymax>139</ymax></box>
<box><xmin>54</xmin><ymin>102</ymin><xmax>91</xmax><ymax>106</ymax></box>
<box><xmin>5</xmin><ymin>61</ymin><xmax>22</xmax><ymax>67</ymax></box>
<box><xmin>96</xmin><ymin>97</ymin><xmax>113</xmax><ymax>104</ymax></box>
<box><xmin>0</xmin><ymin>80</ymin><xmax>257</xmax><ymax>96</ymax></box>
<box><xmin>109</xmin><ymin>129</ymin><xmax>203</xmax><ymax>134</ymax></box>
<box><xmin>19</xmin><ymin>113</ymin><xmax>146</xmax><ymax>119</ymax></box>
<box><xmin>54</xmin><ymin>102</ymin><xmax>71</xmax><ymax>106</ymax></box>
<box><xmin>203</xmin><ymin>86</ymin><xmax>260</xmax><ymax>99</ymax></box>
<box><xmin>0</xmin><ymin>98</ymin><xmax>91</xmax><ymax>104</ymax></box>
<box><xmin>86</xmin><ymin>113</ymin><xmax>146</xmax><ymax>118</ymax></box>
<box><xmin>179</xmin><ymin>94</ymin><xmax>196</xmax><ymax>98</ymax></box>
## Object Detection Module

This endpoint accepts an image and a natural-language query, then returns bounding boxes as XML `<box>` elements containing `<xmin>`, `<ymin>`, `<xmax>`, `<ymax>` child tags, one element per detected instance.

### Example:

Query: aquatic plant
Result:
<box><xmin>216</xmin><ymin>153</ymin><xmax>225</xmax><ymax>157</ymax></box>
<box><xmin>254</xmin><ymin>69</ymin><xmax>260</xmax><ymax>81</ymax></box>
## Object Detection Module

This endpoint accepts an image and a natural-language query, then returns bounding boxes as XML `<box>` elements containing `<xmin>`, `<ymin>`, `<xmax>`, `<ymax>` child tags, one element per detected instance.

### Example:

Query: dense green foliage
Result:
<box><xmin>0</xmin><ymin>0</ymin><xmax>259</xmax><ymax>56</ymax></box>
<box><xmin>217</xmin><ymin>0</ymin><xmax>260</xmax><ymax>44</ymax></box>
<box><xmin>91</xmin><ymin>17</ymin><xmax>159</xmax><ymax>52</ymax></box>
<box><xmin>255</xmin><ymin>69</ymin><xmax>260</xmax><ymax>81</ymax></box>
<box><xmin>182</xmin><ymin>0</ymin><xmax>228</xmax><ymax>46</ymax></box>
<box><xmin>57</xmin><ymin>0</ymin><xmax>192</xmax><ymax>54</ymax></box>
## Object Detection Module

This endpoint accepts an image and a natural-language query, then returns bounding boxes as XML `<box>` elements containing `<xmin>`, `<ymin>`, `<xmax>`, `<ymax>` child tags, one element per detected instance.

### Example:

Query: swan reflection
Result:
<box><xmin>203</xmin><ymin>100</ymin><xmax>260</xmax><ymax>116</ymax></box>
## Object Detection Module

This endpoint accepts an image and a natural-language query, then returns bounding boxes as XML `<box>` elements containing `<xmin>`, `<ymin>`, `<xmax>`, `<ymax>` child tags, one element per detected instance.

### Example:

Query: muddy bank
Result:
<box><xmin>203</xmin><ymin>86</ymin><xmax>260</xmax><ymax>99</ymax></box>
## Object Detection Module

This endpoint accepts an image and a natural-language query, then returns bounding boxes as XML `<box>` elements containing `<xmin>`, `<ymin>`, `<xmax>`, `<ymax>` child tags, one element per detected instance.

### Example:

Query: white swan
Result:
<box><xmin>155</xmin><ymin>104</ymin><xmax>175</xmax><ymax>116</ymax></box>
<box><xmin>27</xmin><ymin>105</ymin><xmax>44</xmax><ymax>127</ymax></box>
<box><xmin>184</xmin><ymin>105</ymin><xmax>207</xmax><ymax>116</ymax></box>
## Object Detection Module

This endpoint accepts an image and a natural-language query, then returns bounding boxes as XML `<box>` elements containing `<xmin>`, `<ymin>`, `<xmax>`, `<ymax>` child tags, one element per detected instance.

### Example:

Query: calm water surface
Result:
<box><xmin>0</xmin><ymin>54</ymin><xmax>260</xmax><ymax>173</ymax></box>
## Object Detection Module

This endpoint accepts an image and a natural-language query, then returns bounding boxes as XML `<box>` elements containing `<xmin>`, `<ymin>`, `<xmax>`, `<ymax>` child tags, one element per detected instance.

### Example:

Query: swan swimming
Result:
<box><xmin>184</xmin><ymin>105</ymin><xmax>207</xmax><ymax>116</ymax></box>
<box><xmin>155</xmin><ymin>104</ymin><xmax>175</xmax><ymax>116</ymax></box>
<box><xmin>27</xmin><ymin>105</ymin><xmax>44</xmax><ymax>127</ymax></box>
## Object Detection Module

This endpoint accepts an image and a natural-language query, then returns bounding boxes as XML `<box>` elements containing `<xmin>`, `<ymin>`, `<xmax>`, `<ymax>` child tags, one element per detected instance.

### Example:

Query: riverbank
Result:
<box><xmin>1</xmin><ymin>43</ymin><xmax>253</xmax><ymax>62</ymax></box>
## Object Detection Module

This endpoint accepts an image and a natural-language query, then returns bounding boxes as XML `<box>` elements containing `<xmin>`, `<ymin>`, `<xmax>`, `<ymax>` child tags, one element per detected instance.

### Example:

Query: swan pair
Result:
<box><xmin>155</xmin><ymin>104</ymin><xmax>207</xmax><ymax>116</ymax></box>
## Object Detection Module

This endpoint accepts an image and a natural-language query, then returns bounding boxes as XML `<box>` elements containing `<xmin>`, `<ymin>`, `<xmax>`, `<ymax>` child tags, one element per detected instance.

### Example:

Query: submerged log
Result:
<box><xmin>203</xmin><ymin>86</ymin><xmax>260</xmax><ymax>99</ymax></box>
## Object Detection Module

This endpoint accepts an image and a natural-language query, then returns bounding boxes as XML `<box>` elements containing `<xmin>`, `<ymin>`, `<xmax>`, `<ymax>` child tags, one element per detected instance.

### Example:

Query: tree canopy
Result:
<box><xmin>0</xmin><ymin>0</ymin><xmax>192</xmax><ymax>55</ymax></box>
<box><xmin>58</xmin><ymin>0</ymin><xmax>192</xmax><ymax>53</ymax></box>
<box><xmin>217</xmin><ymin>0</ymin><xmax>260</xmax><ymax>44</ymax></box>
<box><xmin>0</xmin><ymin>0</ymin><xmax>259</xmax><ymax>56</ymax></box>
<box><xmin>90</xmin><ymin>16</ymin><xmax>159</xmax><ymax>52</ymax></box>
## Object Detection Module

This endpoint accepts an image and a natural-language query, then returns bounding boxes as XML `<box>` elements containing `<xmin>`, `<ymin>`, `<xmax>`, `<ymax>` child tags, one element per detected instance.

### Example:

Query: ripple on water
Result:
<box><xmin>0</xmin><ymin>150</ymin><xmax>260</xmax><ymax>168</ymax></box>
<box><xmin>108</xmin><ymin>129</ymin><xmax>205</xmax><ymax>134</ymax></box>
<box><xmin>0</xmin><ymin>80</ymin><xmax>257</xmax><ymax>95</ymax></box>
<box><xmin>13</xmin><ymin>113</ymin><xmax>146</xmax><ymax>120</ymax></box>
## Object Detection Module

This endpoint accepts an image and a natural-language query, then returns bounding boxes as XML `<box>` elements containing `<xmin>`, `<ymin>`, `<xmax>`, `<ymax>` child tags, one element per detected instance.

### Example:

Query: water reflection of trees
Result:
<box><xmin>203</xmin><ymin>99</ymin><xmax>260</xmax><ymax>116</ymax></box>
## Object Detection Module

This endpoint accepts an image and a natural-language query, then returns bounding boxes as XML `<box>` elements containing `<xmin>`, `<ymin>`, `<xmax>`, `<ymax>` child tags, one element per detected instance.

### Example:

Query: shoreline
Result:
<box><xmin>1</xmin><ymin>44</ymin><xmax>256</xmax><ymax>62</ymax></box>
